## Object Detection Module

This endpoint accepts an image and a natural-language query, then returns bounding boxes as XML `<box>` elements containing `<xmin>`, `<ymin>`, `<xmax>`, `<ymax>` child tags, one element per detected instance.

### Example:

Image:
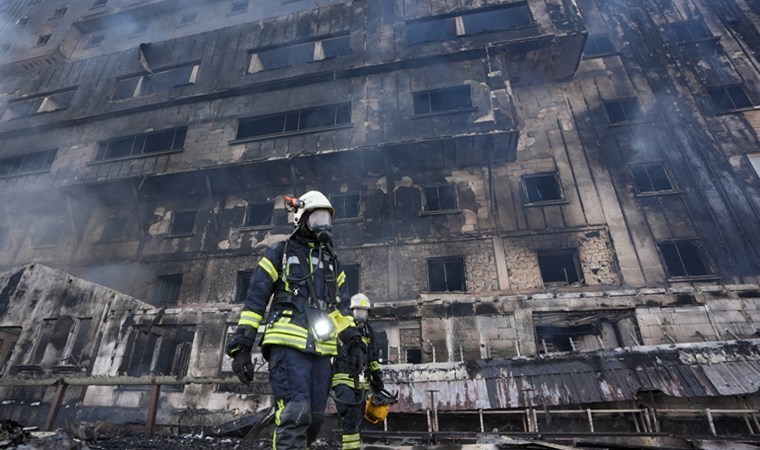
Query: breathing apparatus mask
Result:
<box><xmin>307</xmin><ymin>209</ymin><xmax>333</xmax><ymax>244</ymax></box>
<box><xmin>353</xmin><ymin>308</ymin><xmax>369</xmax><ymax>323</ymax></box>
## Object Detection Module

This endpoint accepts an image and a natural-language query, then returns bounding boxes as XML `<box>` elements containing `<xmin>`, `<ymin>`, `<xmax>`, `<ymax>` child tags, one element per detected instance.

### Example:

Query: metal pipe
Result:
<box><xmin>705</xmin><ymin>408</ymin><xmax>717</xmax><ymax>436</ymax></box>
<box><xmin>586</xmin><ymin>408</ymin><xmax>594</xmax><ymax>433</ymax></box>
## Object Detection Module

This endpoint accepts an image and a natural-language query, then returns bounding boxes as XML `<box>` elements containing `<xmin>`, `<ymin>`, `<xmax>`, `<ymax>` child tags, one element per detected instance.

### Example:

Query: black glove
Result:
<box><xmin>226</xmin><ymin>327</ymin><xmax>257</xmax><ymax>385</ymax></box>
<box><xmin>370</xmin><ymin>370</ymin><xmax>384</xmax><ymax>391</ymax></box>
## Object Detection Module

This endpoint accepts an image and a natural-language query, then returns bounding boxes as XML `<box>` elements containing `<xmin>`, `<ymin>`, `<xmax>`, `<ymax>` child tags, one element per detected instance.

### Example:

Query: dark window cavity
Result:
<box><xmin>523</xmin><ymin>172</ymin><xmax>563</xmax><ymax>203</ymax></box>
<box><xmin>428</xmin><ymin>257</ymin><xmax>466</xmax><ymax>292</ymax></box>
<box><xmin>0</xmin><ymin>149</ymin><xmax>57</xmax><ymax>178</ymax></box>
<box><xmin>30</xmin><ymin>319</ymin><xmax>56</xmax><ymax>365</ymax></box>
<box><xmin>236</xmin><ymin>103</ymin><xmax>351</xmax><ymax>140</ymax></box>
<box><xmin>406</xmin><ymin>348</ymin><xmax>422</xmax><ymax>364</ymax></box>
<box><xmin>342</xmin><ymin>264</ymin><xmax>360</xmax><ymax>297</ymax></box>
<box><xmin>51</xmin><ymin>6</ymin><xmax>68</xmax><ymax>18</ymax></box>
<box><xmin>248</xmin><ymin>34</ymin><xmax>350</xmax><ymax>73</ymax></box>
<box><xmin>244</xmin><ymin>202</ymin><xmax>274</xmax><ymax>227</ymax></box>
<box><xmin>0</xmin><ymin>328</ymin><xmax>21</xmax><ymax>373</ymax></box>
<box><xmin>534</xmin><ymin>310</ymin><xmax>640</xmax><ymax>355</ymax></box>
<box><xmin>87</xmin><ymin>34</ymin><xmax>105</xmax><ymax>47</ymax></box>
<box><xmin>36</xmin><ymin>34</ymin><xmax>51</xmax><ymax>45</ymax></box>
<box><xmin>631</xmin><ymin>164</ymin><xmax>674</xmax><ymax>194</ymax></box>
<box><xmin>406</xmin><ymin>3</ymin><xmax>531</xmax><ymax>44</ymax></box>
<box><xmin>423</xmin><ymin>185</ymin><xmax>458</xmax><ymax>212</ymax></box>
<box><xmin>413</xmin><ymin>86</ymin><xmax>472</xmax><ymax>115</ymax></box>
<box><xmin>112</xmin><ymin>64</ymin><xmax>198</xmax><ymax>100</ymax></box>
<box><xmin>125</xmin><ymin>326</ymin><xmax>194</xmax><ymax>378</ymax></box>
<box><xmin>179</xmin><ymin>11</ymin><xmax>197</xmax><ymax>25</ymax></box>
<box><xmin>668</xmin><ymin>21</ymin><xmax>712</xmax><ymax>43</ymax></box>
<box><xmin>2</xmin><ymin>89</ymin><xmax>76</xmax><ymax>120</ymax></box>
<box><xmin>235</xmin><ymin>270</ymin><xmax>253</xmax><ymax>303</ymax></box>
<box><xmin>537</xmin><ymin>249</ymin><xmax>583</xmax><ymax>285</ymax></box>
<box><xmin>92</xmin><ymin>0</ymin><xmax>108</xmax><ymax>7</ymax></box>
<box><xmin>657</xmin><ymin>240</ymin><xmax>710</xmax><ymax>278</ymax></box>
<box><xmin>16</xmin><ymin>16</ymin><xmax>29</xmax><ymax>26</ymax></box>
<box><xmin>101</xmin><ymin>213</ymin><xmax>128</xmax><ymax>242</ymax></box>
<box><xmin>332</xmin><ymin>193</ymin><xmax>360</xmax><ymax>219</ymax></box>
<box><xmin>95</xmin><ymin>127</ymin><xmax>187</xmax><ymax>161</ymax></box>
<box><xmin>708</xmin><ymin>85</ymin><xmax>753</xmax><ymax>112</ymax></box>
<box><xmin>229</xmin><ymin>1</ymin><xmax>248</xmax><ymax>14</ymax></box>
<box><xmin>604</xmin><ymin>98</ymin><xmax>642</xmax><ymax>123</ymax></box>
<box><xmin>153</xmin><ymin>274</ymin><xmax>183</xmax><ymax>305</ymax></box>
<box><xmin>583</xmin><ymin>34</ymin><xmax>615</xmax><ymax>57</ymax></box>
<box><xmin>64</xmin><ymin>318</ymin><xmax>92</xmax><ymax>365</ymax></box>
<box><xmin>169</xmin><ymin>210</ymin><xmax>196</xmax><ymax>235</ymax></box>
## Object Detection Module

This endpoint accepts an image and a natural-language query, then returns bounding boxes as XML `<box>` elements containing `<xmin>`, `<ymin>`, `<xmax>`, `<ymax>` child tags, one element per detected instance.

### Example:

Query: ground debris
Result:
<box><xmin>83</xmin><ymin>430</ymin><xmax>341</xmax><ymax>450</ymax></box>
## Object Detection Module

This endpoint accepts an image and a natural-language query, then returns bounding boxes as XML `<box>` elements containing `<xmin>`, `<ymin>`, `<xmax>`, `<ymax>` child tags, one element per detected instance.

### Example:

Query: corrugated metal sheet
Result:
<box><xmin>384</xmin><ymin>339</ymin><xmax>760</xmax><ymax>411</ymax></box>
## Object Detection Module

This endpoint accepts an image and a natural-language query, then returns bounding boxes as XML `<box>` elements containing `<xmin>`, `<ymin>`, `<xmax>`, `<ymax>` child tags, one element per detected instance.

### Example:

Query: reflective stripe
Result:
<box><xmin>342</xmin><ymin>432</ymin><xmax>361</xmax><ymax>449</ymax></box>
<box><xmin>331</xmin><ymin>373</ymin><xmax>355</xmax><ymax>388</ymax></box>
<box><xmin>315</xmin><ymin>339</ymin><xmax>338</xmax><ymax>356</ymax></box>
<box><xmin>262</xmin><ymin>334</ymin><xmax>308</xmax><ymax>349</ymax></box>
<box><xmin>238</xmin><ymin>310</ymin><xmax>263</xmax><ymax>328</ymax></box>
<box><xmin>369</xmin><ymin>361</ymin><xmax>381</xmax><ymax>371</ymax></box>
<box><xmin>258</xmin><ymin>257</ymin><xmax>279</xmax><ymax>283</ymax></box>
<box><xmin>273</xmin><ymin>398</ymin><xmax>284</xmax><ymax>449</ymax></box>
<box><xmin>337</xmin><ymin>270</ymin><xmax>346</xmax><ymax>287</ymax></box>
<box><xmin>270</xmin><ymin>321</ymin><xmax>309</xmax><ymax>338</ymax></box>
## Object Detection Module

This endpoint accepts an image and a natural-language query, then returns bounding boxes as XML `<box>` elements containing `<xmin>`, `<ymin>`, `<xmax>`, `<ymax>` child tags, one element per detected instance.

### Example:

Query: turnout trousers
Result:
<box><xmin>333</xmin><ymin>383</ymin><xmax>364</xmax><ymax>450</ymax></box>
<box><xmin>268</xmin><ymin>346</ymin><xmax>332</xmax><ymax>450</ymax></box>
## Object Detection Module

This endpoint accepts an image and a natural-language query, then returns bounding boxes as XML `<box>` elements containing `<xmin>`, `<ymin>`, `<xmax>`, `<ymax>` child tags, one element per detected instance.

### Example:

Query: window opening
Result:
<box><xmin>413</xmin><ymin>86</ymin><xmax>472</xmax><ymax>115</ymax></box>
<box><xmin>37</xmin><ymin>217</ymin><xmax>66</xmax><ymax>247</ymax></box>
<box><xmin>36</xmin><ymin>34</ymin><xmax>51</xmax><ymax>45</ymax></box>
<box><xmin>657</xmin><ymin>240</ymin><xmax>710</xmax><ymax>278</ymax></box>
<box><xmin>0</xmin><ymin>328</ymin><xmax>21</xmax><ymax>373</ymax></box>
<box><xmin>631</xmin><ymin>164</ymin><xmax>674</xmax><ymax>193</ymax></box>
<box><xmin>95</xmin><ymin>127</ymin><xmax>186</xmax><ymax>161</ymax></box>
<box><xmin>87</xmin><ymin>34</ymin><xmax>105</xmax><ymax>47</ymax></box>
<box><xmin>584</xmin><ymin>34</ymin><xmax>615</xmax><ymax>57</ymax></box>
<box><xmin>423</xmin><ymin>185</ymin><xmax>458</xmax><ymax>212</ymax></box>
<box><xmin>428</xmin><ymin>257</ymin><xmax>466</xmax><ymax>292</ymax></box>
<box><xmin>235</xmin><ymin>271</ymin><xmax>253</xmax><ymax>303</ymax></box>
<box><xmin>179</xmin><ymin>12</ymin><xmax>197</xmax><ymax>25</ymax></box>
<box><xmin>229</xmin><ymin>1</ymin><xmax>248</xmax><ymax>14</ymax></box>
<box><xmin>534</xmin><ymin>310</ymin><xmax>640</xmax><ymax>355</ymax></box>
<box><xmin>537</xmin><ymin>249</ymin><xmax>583</xmax><ymax>285</ymax></box>
<box><xmin>0</xmin><ymin>149</ymin><xmax>57</xmax><ymax>177</ymax></box>
<box><xmin>169</xmin><ymin>210</ymin><xmax>196</xmax><ymax>235</ymax></box>
<box><xmin>523</xmin><ymin>172</ymin><xmax>563</xmax><ymax>203</ymax></box>
<box><xmin>101</xmin><ymin>213</ymin><xmax>128</xmax><ymax>242</ymax></box>
<box><xmin>604</xmin><ymin>98</ymin><xmax>642</xmax><ymax>123</ymax></box>
<box><xmin>112</xmin><ymin>64</ymin><xmax>199</xmax><ymax>100</ymax></box>
<box><xmin>342</xmin><ymin>264</ymin><xmax>360</xmax><ymax>297</ymax></box>
<box><xmin>236</xmin><ymin>103</ymin><xmax>351</xmax><ymax>140</ymax></box>
<box><xmin>708</xmin><ymin>85</ymin><xmax>753</xmax><ymax>112</ymax></box>
<box><xmin>332</xmin><ymin>193</ymin><xmax>360</xmax><ymax>219</ymax></box>
<box><xmin>669</xmin><ymin>21</ymin><xmax>712</xmax><ymax>43</ymax></box>
<box><xmin>244</xmin><ymin>202</ymin><xmax>274</xmax><ymax>227</ymax></box>
<box><xmin>153</xmin><ymin>274</ymin><xmax>183</xmax><ymax>305</ymax></box>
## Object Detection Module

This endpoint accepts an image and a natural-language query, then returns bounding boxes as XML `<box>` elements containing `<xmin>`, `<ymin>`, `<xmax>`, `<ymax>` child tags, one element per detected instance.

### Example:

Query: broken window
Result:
<box><xmin>229</xmin><ymin>1</ymin><xmax>248</xmax><ymax>14</ymax></box>
<box><xmin>36</xmin><ymin>217</ymin><xmax>66</xmax><ymax>247</ymax></box>
<box><xmin>342</xmin><ymin>264</ymin><xmax>360</xmax><ymax>297</ymax></box>
<box><xmin>400</xmin><ymin>328</ymin><xmax>422</xmax><ymax>364</ymax></box>
<box><xmin>604</xmin><ymin>97</ymin><xmax>642</xmax><ymax>123</ymax></box>
<box><xmin>235</xmin><ymin>270</ymin><xmax>253</xmax><ymax>303</ymax></box>
<box><xmin>28</xmin><ymin>319</ymin><xmax>56</xmax><ymax>365</ymax></box>
<box><xmin>51</xmin><ymin>6</ymin><xmax>68</xmax><ymax>18</ymax></box>
<box><xmin>248</xmin><ymin>34</ymin><xmax>351</xmax><ymax>73</ymax></box>
<box><xmin>583</xmin><ymin>34</ymin><xmax>615</xmax><ymax>57</ymax></box>
<box><xmin>657</xmin><ymin>240</ymin><xmax>710</xmax><ymax>278</ymax></box>
<box><xmin>87</xmin><ymin>34</ymin><xmax>105</xmax><ymax>47</ymax></box>
<box><xmin>101</xmin><ymin>213</ymin><xmax>128</xmax><ymax>242</ymax></box>
<box><xmin>668</xmin><ymin>21</ymin><xmax>712</xmax><ymax>44</ymax></box>
<box><xmin>707</xmin><ymin>85</ymin><xmax>753</xmax><ymax>112</ymax></box>
<box><xmin>534</xmin><ymin>310</ymin><xmax>640</xmax><ymax>355</ymax></box>
<box><xmin>179</xmin><ymin>11</ymin><xmax>197</xmax><ymax>25</ymax></box>
<box><xmin>2</xmin><ymin>89</ymin><xmax>76</xmax><ymax>120</ymax></box>
<box><xmin>406</xmin><ymin>3</ymin><xmax>531</xmax><ymax>44</ymax></box>
<box><xmin>537</xmin><ymin>249</ymin><xmax>583</xmax><ymax>286</ymax></box>
<box><xmin>124</xmin><ymin>325</ymin><xmax>194</xmax><ymax>379</ymax></box>
<box><xmin>95</xmin><ymin>127</ymin><xmax>187</xmax><ymax>161</ymax></box>
<box><xmin>236</xmin><ymin>103</ymin><xmax>351</xmax><ymax>140</ymax></box>
<box><xmin>423</xmin><ymin>185</ymin><xmax>458</xmax><ymax>212</ymax></box>
<box><xmin>36</xmin><ymin>34</ymin><xmax>51</xmax><ymax>45</ymax></box>
<box><xmin>111</xmin><ymin>64</ymin><xmax>199</xmax><ymax>100</ymax></box>
<box><xmin>244</xmin><ymin>202</ymin><xmax>274</xmax><ymax>227</ymax></box>
<box><xmin>0</xmin><ymin>328</ymin><xmax>21</xmax><ymax>373</ymax></box>
<box><xmin>169</xmin><ymin>210</ymin><xmax>196</xmax><ymax>235</ymax></box>
<box><xmin>153</xmin><ymin>274</ymin><xmax>183</xmax><ymax>305</ymax></box>
<box><xmin>332</xmin><ymin>193</ymin><xmax>360</xmax><ymax>219</ymax></box>
<box><xmin>413</xmin><ymin>86</ymin><xmax>472</xmax><ymax>115</ymax></box>
<box><xmin>16</xmin><ymin>16</ymin><xmax>29</xmax><ymax>26</ymax></box>
<box><xmin>61</xmin><ymin>318</ymin><xmax>91</xmax><ymax>366</ymax></box>
<box><xmin>631</xmin><ymin>164</ymin><xmax>674</xmax><ymax>194</ymax></box>
<box><xmin>0</xmin><ymin>149</ymin><xmax>57</xmax><ymax>177</ymax></box>
<box><xmin>523</xmin><ymin>172</ymin><xmax>563</xmax><ymax>204</ymax></box>
<box><xmin>428</xmin><ymin>256</ymin><xmax>466</xmax><ymax>292</ymax></box>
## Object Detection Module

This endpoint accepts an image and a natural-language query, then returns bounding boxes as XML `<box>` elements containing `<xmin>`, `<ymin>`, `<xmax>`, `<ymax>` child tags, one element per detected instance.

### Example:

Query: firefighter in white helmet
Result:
<box><xmin>226</xmin><ymin>191</ymin><xmax>367</xmax><ymax>450</ymax></box>
<box><xmin>331</xmin><ymin>293</ymin><xmax>384</xmax><ymax>450</ymax></box>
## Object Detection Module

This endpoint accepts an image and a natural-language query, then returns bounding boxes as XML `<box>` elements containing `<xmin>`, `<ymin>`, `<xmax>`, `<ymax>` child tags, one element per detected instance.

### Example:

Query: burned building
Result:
<box><xmin>1</xmin><ymin>0</ymin><xmax>760</xmax><ymax>445</ymax></box>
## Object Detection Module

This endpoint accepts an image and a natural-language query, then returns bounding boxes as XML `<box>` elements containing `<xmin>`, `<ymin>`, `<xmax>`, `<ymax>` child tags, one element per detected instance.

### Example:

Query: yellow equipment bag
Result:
<box><xmin>364</xmin><ymin>396</ymin><xmax>391</xmax><ymax>424</ymax></box>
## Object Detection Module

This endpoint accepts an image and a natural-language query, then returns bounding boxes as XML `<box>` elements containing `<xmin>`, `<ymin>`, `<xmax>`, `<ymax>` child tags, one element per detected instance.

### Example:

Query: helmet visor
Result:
<box><xmin>307</xmin><ymin>209</ymin><xmax>332</xmax><ymax>230</ymax></box>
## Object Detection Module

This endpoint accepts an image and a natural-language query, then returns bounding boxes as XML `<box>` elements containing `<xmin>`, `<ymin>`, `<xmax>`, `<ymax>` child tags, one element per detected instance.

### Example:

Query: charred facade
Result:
<box><xmin>1</xmin><ymin>0</ymin><xmax>760</xmax><ymax>443</ymax></box>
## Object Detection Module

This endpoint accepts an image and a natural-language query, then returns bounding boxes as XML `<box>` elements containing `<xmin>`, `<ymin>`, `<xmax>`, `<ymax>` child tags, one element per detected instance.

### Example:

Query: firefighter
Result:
<box><xmin>226</xmin><ymin>191</ymin><xmax>367</xmax><ymax>450</ymax></box>
<box><xmin>332</xmin><ymin>293</ymin><xmax>384</xmax><ymax>450</ymax></box>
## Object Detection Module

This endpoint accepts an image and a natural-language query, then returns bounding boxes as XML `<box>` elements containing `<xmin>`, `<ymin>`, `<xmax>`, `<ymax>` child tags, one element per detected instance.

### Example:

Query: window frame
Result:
<box><xmin>412</xmin><ymin>85</ymin><xmax>474</xmax><ymax>117</ymax></box>
<box><xmin>93</xmin><ymin>127</ymin><xmax>187</xmax><ymax>162</ymax></box>
<box><xmin>168</xmin><ymin>210</ymin><xmax>196</xmax><ymax>236</ymax></box>
<box><xmin>427</xmin><ymin>256</ymin><xmax>467</xmax><ymax>293</ymax></box>
<box><xmin>583</xmin><ymin>34</ymin><xmax>616</xmax><ymax>58</ymax></box>
<box><xmin>630</xmin><ymin>163</ymin><xmax>677</xmax><ymax>196</ymax></box>
<box><xmin>247</xmin><ymin>32</ymin><xmax>351</xmax><ymax>73</ymax></box>
<box><xmin>228</xmin><ymin>0</ymin><xmax>249</xmax><ymax>15</ymax></box>
<box><xmin>668</xmin><ymin>20</ymin><xmax>714</xmax><ymax>44</ymax></box>
<box><xmin>242</xmin><ymin>202</ymin><xmax>275</xmax><ymax>228</ymax></box>
<box><xmin>153</xmin><ymin>274</ymin><xmax>183</xmax><ymax>305</ymax></box>
<box><xmin>233</xmin><ymin>103</ymin><xmax>352</xmax><ymax>142</ymax></box>
<box><xmin>331</xmin><ymin>193</ymin><xmax>361</xmax><ymax>221</ymax></box>
<box><xmin>0</xmin><ymin>149</ymin><xmax>57</xmax><ymax>179</ymax></box>
<box><xmin>522</xmin><ymin>172</ymin><xmax>565</xmax><ymax>205</ymax></box>
<box><xmin>707</xmin><ymin>84</ymin><xmax>754</xmax><ymax>113</ymax></box>
<box><xmin>537</xmin><ymin>248</ymin><xmax>584</xmax><ymax>286</ymax></box>
<box><xmin>234</xmin><ymin>270</ymin><xmax>253</xmax><ymax>303</ymax></box>
<box><xmin>111</xmin><ymin>63</ymin><xmax>200</xmax><ymax>101</ymax></box>
<box><xmin>422</xmin><ymin>185</ymin><xmax>459</xmax><ymax>214</ymax></box>
<box><xmin>603</xmin><ymin>97</ymin><xmax>643</xmax><ymax>124</ymax></box>
<box><xmin>656</xmin><ymin>239</ymin><xmax>713</xmax><ymax>280</ymax></box>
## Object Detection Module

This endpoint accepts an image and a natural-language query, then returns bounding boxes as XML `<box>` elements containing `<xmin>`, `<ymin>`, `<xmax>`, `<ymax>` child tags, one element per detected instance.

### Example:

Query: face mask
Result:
<box><xmin>307</xmin><ymin>209</ymin><xmax>333</xmax><ymax>244</ymax></box>
<box><xmin>353</xmin><ymin>308</ymin><xmax>368</xmax><ymax>323</ymax></box>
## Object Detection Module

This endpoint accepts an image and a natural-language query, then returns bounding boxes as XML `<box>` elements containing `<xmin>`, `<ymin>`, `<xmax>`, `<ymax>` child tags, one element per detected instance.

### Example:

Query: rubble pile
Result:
<box><xmin>0</xmin><ymin>420</ymin><xmax>28</xmax><ymax>448</ymax></box>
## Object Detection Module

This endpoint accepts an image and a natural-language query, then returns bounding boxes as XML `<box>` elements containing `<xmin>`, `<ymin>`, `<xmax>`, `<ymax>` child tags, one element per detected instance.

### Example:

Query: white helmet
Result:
<box><xmin>350</xmin><ymin>293</ymin><xmax>371</xmax><ymax>310</ymax></box>
<box><xmin>292</xmin><ymin>190</ymin><xmax>334</xmax><ymax>227</ymax></box>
